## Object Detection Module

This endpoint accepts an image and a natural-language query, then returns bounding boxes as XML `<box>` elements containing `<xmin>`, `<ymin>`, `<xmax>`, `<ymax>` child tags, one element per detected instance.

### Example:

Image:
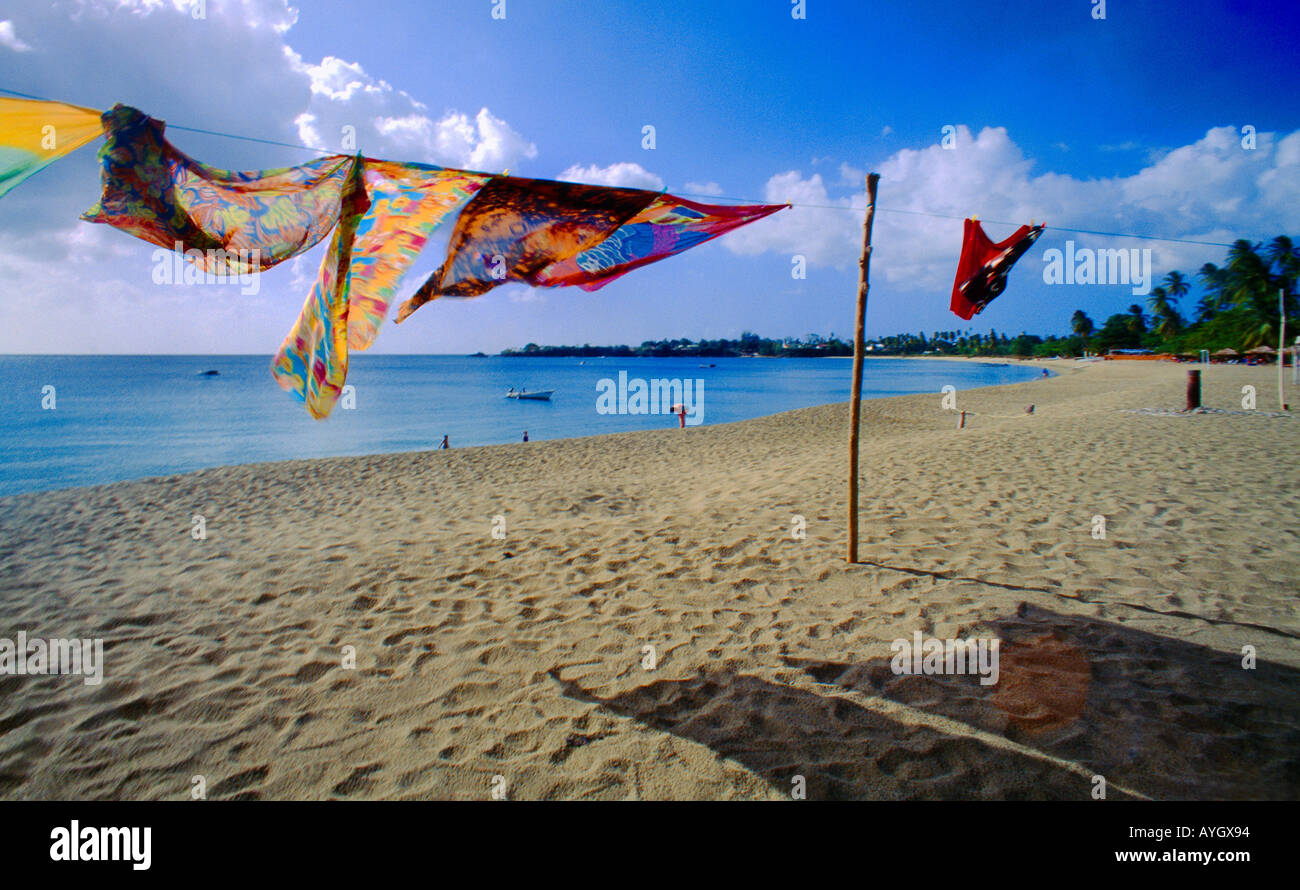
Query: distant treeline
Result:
<box><xmin>501</xmin><ymin>237</ymin><xmax>1298</xmax><ymax>359</ymax></box>
<box><xmin>501</xmin><ymin>332</ymin><xmax>853</xmax><ymax>358</ymax></box>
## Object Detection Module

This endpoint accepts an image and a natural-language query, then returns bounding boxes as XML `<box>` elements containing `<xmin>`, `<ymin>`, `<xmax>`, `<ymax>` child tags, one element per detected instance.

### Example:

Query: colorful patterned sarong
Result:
<box><xmin>271</xmin><ymin>160</ymin><xmax>491</xmax><ymax>418</ymax></box>
<box><xmin>344</xmin><ymin>160</ymin><xmax>491</xmax><ymax>349</ymax></box>
<box><xmin>0</xmin><ymin>97</ymin><xmax>104</xmax><ymax>198</ymax></box>
<box><xmin>82</xmin><ymin>104</ymin><xmax>353</xmax><ymax>273</ymax></box>
<box><xmin>395</xmin><ymin>176</ymin><xmax>658</xmax><ymax>322</ymax></box>
<box><xmin>533</xmin><ymin>194</ymin><xmax>787</xmax><ymax>290</ymax></box>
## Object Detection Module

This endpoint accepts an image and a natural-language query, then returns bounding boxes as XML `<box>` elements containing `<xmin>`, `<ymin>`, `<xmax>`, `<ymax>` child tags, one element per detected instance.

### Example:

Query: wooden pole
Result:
<box><xmin>1280</xmin><ymin>288</ymin><xmax>1288</xmax><ymax>411</ymax></box>
<box><xmin>847</xmin><ymin>173</ymin><xmax>880</xmax><ymax>564</ymax></box>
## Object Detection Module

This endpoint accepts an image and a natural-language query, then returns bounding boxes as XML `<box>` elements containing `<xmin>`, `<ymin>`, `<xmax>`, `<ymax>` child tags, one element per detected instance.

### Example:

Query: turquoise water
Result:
<box><xmin>0</xmin><ymin>355</ymin><xmax>1045</xmax><ymax>496</ymax></box>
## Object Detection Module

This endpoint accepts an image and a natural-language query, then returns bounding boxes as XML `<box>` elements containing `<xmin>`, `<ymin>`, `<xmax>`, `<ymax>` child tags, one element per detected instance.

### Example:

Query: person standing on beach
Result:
<box><xmin>438</xmin><ymin>435</ymin><xmax>450</xmax><ymax>449</ymax></box>
<box><xmin>522</xmin><ymin>430</ymin><xmax>529</xmax><ymax>442</ymax></box>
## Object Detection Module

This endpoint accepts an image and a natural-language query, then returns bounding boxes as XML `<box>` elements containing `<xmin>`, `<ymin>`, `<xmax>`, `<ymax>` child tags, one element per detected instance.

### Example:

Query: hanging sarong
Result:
<box><xmin>82</xmin><ymin>104</ymin><xmax>353</xmax><ymax>273</ymax></box>
<box><xmin>532</xmin><ymin>194</ymin><xmax>787</xmax><ymax>290</ymax></box>
<box><xmin>950</xmin><ymin>218</ymin><xmax>1044</xmax><ymax>320</ymax></box>
<box><xmin>395</xmin><ymin>176</ymin><xmax>658</xmax><ymax>322</ymax></box>
<box><xmin>344</xmin><ymin>160</ymin><xmax>491</xmax><ymax>349</ymax></box>
<box><xmin>269</xmin><ymin>161</ymin><xmax>369</xmax><ymax>418</ymax></box>
<box><xmin>0</xmin><ymin>97</ymin><xmax>104</xmax><ymax>198</ymax></box>
<box><xmin>271</xmin><ymin>160</ymin><xmax>491</xmax><ymax>418</ymax></box>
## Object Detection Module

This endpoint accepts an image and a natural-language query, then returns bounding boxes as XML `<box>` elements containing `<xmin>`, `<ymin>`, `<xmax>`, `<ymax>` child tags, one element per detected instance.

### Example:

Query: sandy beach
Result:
<box><xmin>1</xmin><ymin>358</ymin><xmax>1297</xmax><ymax>801</ymax></box>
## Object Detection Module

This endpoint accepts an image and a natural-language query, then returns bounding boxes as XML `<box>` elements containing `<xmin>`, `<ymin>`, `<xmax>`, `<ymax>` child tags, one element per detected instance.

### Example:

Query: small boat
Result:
<box><xmin>197</xmin><ymin>370</ymin><xmax>220</xmax><ymax>377</ymax></box>
<box><xmin>506</xmin><ymin>389</ymin><xmax>554</xmax><ymax>401</ymax></box>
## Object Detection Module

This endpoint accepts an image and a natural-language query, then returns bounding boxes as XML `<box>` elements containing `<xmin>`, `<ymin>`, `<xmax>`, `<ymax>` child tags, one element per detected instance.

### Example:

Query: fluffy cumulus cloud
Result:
<box><xmin>838</xmin><ymin>162</ymin><xmax>866</xmax><ymax>186</ymax></box>
<box><xmin>1</xmin><ymin>0</ymin><xmax>539</xmax><ymax>213</ymax></box>
<box><xmin>0</xmin><ymin>0</ymin><xmax>541</xmax><ymax>352</ymax></box>
<box><xmin>286</xmin><ymin>49</ymin><xmax>537</xmax><ymax>170</ymax></box>
<box><xmin>557</xmin><ymin>162</ymin><xmax>663</xmax><ymax>191</ymax></box>
<box><xmin>0</xmin><ymin>20</ymin><xmax>31</xmax><ymax>51</ymax></box>
<box><xmin>415</xmin><ymin>108</ymin><xmax>537</xmax><ymax>172</ymax></box>
<box><xmin>723</xmin><ymin>170</ymin><xmax>863</xmax><ymax>268</ymax></box>
<box><xmin>726</xmin><ymin>124</ymin><xmax>1300</xmax><ymax>291</ymax></box>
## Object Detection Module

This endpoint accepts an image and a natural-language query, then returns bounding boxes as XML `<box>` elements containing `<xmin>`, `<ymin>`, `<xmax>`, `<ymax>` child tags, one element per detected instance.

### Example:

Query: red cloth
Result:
<box><xmin>949</xmin><ymin>218</ymin><xmax>1043</xmax><ymax>320</ymax></box>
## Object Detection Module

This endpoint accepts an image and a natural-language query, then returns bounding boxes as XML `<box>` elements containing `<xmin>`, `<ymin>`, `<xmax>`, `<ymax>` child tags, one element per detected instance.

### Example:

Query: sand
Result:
<box><xmin>1</xmin><ymin>358</ymin><xmax>1297</xmax><ymax>800</ymax></box>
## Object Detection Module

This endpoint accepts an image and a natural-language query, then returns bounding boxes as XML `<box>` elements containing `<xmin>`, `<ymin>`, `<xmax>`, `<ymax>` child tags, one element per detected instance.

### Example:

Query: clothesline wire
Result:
<box><xmin>668</xmin><ymin>195</ymin><xmax>1237</xmax><ymax>248</ymax></box>
<box><xmin>2</xmin><ymin>85</ymin><xmax>1240</xmax><ymax>249</ymax></box>
<box><xmin>169</xmin><ymin>122</ymin><xmax>334</xmax><ymax>153</ymax></box>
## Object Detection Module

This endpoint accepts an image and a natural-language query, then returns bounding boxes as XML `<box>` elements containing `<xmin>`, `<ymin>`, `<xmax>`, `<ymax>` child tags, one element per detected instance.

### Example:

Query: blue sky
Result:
<box><xmin>1</xmin><ymin>0</ymin><xmax>1297</xmax><ymax>353</ymax></box>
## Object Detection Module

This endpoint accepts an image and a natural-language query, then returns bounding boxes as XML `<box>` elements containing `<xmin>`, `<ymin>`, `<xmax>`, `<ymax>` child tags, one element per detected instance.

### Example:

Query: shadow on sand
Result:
<box><xmin>552</xmin><ymin>604</ymin><xmax>1300</xmax><ymax>800</ymax></box>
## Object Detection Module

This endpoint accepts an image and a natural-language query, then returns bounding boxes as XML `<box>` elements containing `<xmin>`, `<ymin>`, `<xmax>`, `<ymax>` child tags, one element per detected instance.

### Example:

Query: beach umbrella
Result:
<box><xmin>1246</xmin><ymin>345</ymin><xmax>1276</xmax><ymax>367</ymax></box>
<box><xmin>1212</xmin><ymin>348</ymin><xmax>1239</xmax><ymax>357</ymax></box>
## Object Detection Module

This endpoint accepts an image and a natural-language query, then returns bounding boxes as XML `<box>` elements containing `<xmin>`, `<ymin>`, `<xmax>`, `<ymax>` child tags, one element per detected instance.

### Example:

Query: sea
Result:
<box><xmin>0</xmin><ymin>355</ymin><xmax>1046</xmax><ymax>496</ymax></box>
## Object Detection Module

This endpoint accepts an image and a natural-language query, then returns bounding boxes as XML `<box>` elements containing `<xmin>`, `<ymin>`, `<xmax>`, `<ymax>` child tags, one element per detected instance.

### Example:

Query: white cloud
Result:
<box><xmin>292</xmin><ymin>112</ymin><xmax>326</xmax><ymax>151</ymax></box>
<box><xmin>455</xmin><ymin>109</ymin><xmax>538</xmax><ymax>172</ymax></box>
<box><xmin>0</xmin><ymin>20</ymin><xmax>31</xmax><ymax>51</ymax></box>
<box><xmin>558</xmin><ymin>162</ymin><xmax>663</xmax><ymax>191</ymax></box>
<box><xmin>297</xmin><ymin>55</ymin><xmax>382</xmax><ymax>102</ymax></box>
<box><xmin>280</xmin><ymin>45</ymin><xmax>538</xmax><ymax>169</ymax></box>
<box><xmin>0</xmin><ymin>0</ymin><xmax>540</xmax><ymax>353</ymax></box>
<box><xmin>0</xmin><ymin>223</ymin><xmax>287</xmax><ymax>353</ymax></box>
<box><xmin>723</xmin><ymin>171</ymin><xmax>860</xmax><ymax>268</ymax></box>
<box><xmin>727</xmin><ymin>124</ymin><xmax>1300</xmax><ymax>291</ymax></box>
<box><xmin>370</xmin><ymin>108</ymin><xmax>537</xmax><ymax>171</ymax></box>
<box><xmin>505</xmin><ymin>284</ymin><xmax>545</xmax><ymax>303</ymax></box>
<box><xmin>683</xmin><ymin>180</ymin><xmax>724</xmax><ymax>196</ymax></box>
<box><xmin>881</xmin><ymin>125</ymin><xmax>893</xmax><ymax>137</ymax></box>
<box><xmin>1</xmin><ymin>1</ymin><xmax>536</xmax><ymax>173</ymax></box>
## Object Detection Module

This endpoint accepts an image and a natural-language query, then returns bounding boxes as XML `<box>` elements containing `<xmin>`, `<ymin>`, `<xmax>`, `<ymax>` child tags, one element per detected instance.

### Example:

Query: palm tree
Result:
<box><xmin>1126</xmin><ymin>304</ymin><xmax>1147</xmax><ymax>338</ymax></box>
<box><xmin>1163</xmin><ymin>270</ymin><xmax>1189</xmax><ymax>307</ymax></box>
<box><xmin>1266</xmin><ymin>236</ymin><xmax>1299</xmax><ymax>288</ymax></box>
<box><xmin>1147</xmin><ymin>286</ymin><xmax>1183</xmax><ymax>338</ymax></box>
<box><xmin>1224</xmin><ymin>240</ymin><xmax>1283</xmax><ymax>348</ymax></box>
<box><xmin>1196</xmin><ymin>262</ymin><xmax>1227</xmax><ymax>322</ymax></box>
<box><xmin>1266</xmin><ymin>236</ymin><xmax>1299</xmax><ymax>324</ymax></box>
<box><xmin>1125</xmin><ymin>238</ymin><xmax>1300</xmax><ymax>351</ymax></box>
<box><xmin>1070</xmin><ymin>309</ymin><xmax>1094</xmax><ymax>337</ymax></box>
